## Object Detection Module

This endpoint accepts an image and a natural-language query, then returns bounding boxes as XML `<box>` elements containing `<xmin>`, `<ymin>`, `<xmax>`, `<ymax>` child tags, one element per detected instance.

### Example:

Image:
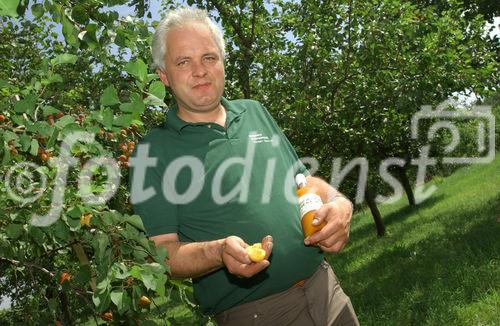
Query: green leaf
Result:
<box><xmin>28</xmin><ymin>226</ymin><xmax>44</xmax><ymax>245</ymax></box>
<box><xmin>143</xmin><ymin>95</ymin><xmax>167</xmax><ymax>107</ymax></box>
<box><xmin>55</xmin><ymin>115</ymin><xmax>75</xmax><ymax>128</ymax></box>
<box><xmin>112</xmin><ymin>263</ymin><xmax>129</xmax><ymax>280</ymax></box>
<box><xmin>3</xmin><ymin>130</ymin><xmax>18</xmax><ymax>143</ymax></box>
<box><xmin>118</xmin><ymin>292</ymin><xmax>131</xmax><ymax>313</ymax></box>
<box><xmin>155</xmin><ymin>273</ymin><xmax>167</xmax><ymax>296</ymax></box>
<box><xmin>14</xmin><ymin>94</ymin><xmax>37</xmax><ymax>113</ymax></box>
<box><xmin>42</xmin><ymin>106</ymin><xmax>60</xmax><ymax>117</ymax></box>
<box><xmin>0</xmin><ymin>79</ymin><xmax>9</xmax><ymax>88</ymax></box>
<box><xmin>66</xmin><ymin>206</ymin><xmax>82</xmax><ymax>218</ymax></box>
<box><xmin>19</xmin><ymin>133</ymin><xmax>31</xmax><ymax>152</ymax></box>
<box><xmin>96</xmin><ymin>278</ymin><xmax>110</xmax><ymax>293</ymax></box>
<box><xmin>0</xmin><ymin>0</ymin><xmax>20</xmax><ymax>17</ymax></box>
<box><xmin>129</xmin><ymin>266</ymin><xmax>142</xmax><ymax>279</ymax></box>
<box><xmin>145</xmin><ymin>262</ymin><xmax>165</xmax><ymax>274</ymax></box>
<box><xmin>2</xmin><ymin>145</ymin><xmax>11</xmax><ymax>165</ymax></box>
<box><xmin>46</xmin><ymin>128</ymin><xmax>59</xmax><ymax>148</ymax></box>
<box><xmin>74</xmin><ymin>265</ymin><xmax>92</xmax><ymax>284</ymax></box>
<box><xmin>29</xmin><ymin>139</ymin><xmax>39</xmax><ymax>156</ymax></box>
<box><xmin>51</xmin><ymin>220</ymin><xmax>69</xmax><ymax>241</ymax></box>
<box><xmin>43</xmin><ymin>73</ymin><xmax>63</xmax><ymax>84</ymax></box>
<box><xmin>102</xmin><ymin>108</ymin><xmax>113</xmax><ymax>129</ymax></box>
<box><xmin>95</xmin><ymin>233</ymin><xmax>109</xmax><ymax>260</ymax></box>
<box><xmin>110</xmin><ymin>290</ymin><xmax>123</xmax><ymax>308</ymax></box>
<box><xmin>28</xmin><ymin>121</ymin><xmax>53</xmax><ymax>138</ymax></box>
<box><xmin>100</xmin><ymin>85</ymin><xmax>121</xmax><ymax>106</ymax></box>
<box><xmin>92</xmin><ymin>289</ymin><xmax>111</xmax><ymax>312</ymax></box>
<box><xmin>51</xmin><ymin>53</ymin><xmax>78</xmax><ymax>66</ymax></box>
<box><xmin>61</xmin><ymin>13</ymin><xmax>78</xmax><ymax>46</ymax></box>
<box><xmin>119</xmin><ymin>92</ymin><xmax>144</xmax><ymax>114</ymax></box>
<box><xmin>71</xmin><ymin>5</ymin><xmax>88</xmax><ymax>24</ymax></box>
<box><xmin>6</xmin><ymin>224</ymin><xmax>23</xmax><ymax>239</ymax></box>
<box><xmin>66</xmin><ymin>214</ymin><xmax>81</xmax><ymax>231</ymax></box>
<box><xmin>113</xmin><ymin>114</ymin><xmax>133</xmax><ymax>127</ymax></box>
<box><xmin>156</xmin><ymin>246</ymin><xmax>169</xmax><ymax>264</ymax></box>
<box><xmin>31</xmin><ymin>3</ymin><xmax>44</xmax><ymax>19</ymax></box>
<box><xmin>142</xmin><ymin>273</ymin><xmax>156</xmax><ymax>291</ymax></box>
<box><xmin>125</xmin><ymin>59</ymin><xmax>147</xmax><ymax>82</ymax></box>
<box><xmin>148</xmin><ymin>81</ymin><xmax>165</xmax><ymax>100</ymax></box>
<box><xmin>125</xmin><ymin>215</ymin><xmax>145</xmax><ymax>232</ymax></box>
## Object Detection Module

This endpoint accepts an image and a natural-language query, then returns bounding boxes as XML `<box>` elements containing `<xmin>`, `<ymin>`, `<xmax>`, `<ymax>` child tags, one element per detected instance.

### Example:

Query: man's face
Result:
<box><xmin>158</xmin><ymin>22</ymin><xmax>225</xmax><ymax>115</ymax></box>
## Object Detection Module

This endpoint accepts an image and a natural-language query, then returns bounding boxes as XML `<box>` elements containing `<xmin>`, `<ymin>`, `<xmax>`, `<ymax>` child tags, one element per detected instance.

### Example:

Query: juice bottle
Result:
<box><xmin>295</xmin><ymin>174</ymin><xmax>326</xmax><ymax>238</ymax></box>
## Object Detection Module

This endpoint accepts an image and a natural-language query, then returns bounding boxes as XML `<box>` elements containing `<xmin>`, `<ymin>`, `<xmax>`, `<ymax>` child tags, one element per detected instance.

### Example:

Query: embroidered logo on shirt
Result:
<box><xmin>248</xmin><ymin>132</ymin><xmax>281</xmax><ymax>146</ymax></box>
<box><xmin>248</xmin><ymin>132</ymin><xmax>272</xmax><ymax>143</ymax></box>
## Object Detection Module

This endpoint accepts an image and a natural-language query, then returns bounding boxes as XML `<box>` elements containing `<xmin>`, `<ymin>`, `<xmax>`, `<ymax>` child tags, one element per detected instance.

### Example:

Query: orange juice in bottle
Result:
<box><xmin>295</xmin><ymin>174</ymin><xmax>326</xmax><ymax>238</ymax></box>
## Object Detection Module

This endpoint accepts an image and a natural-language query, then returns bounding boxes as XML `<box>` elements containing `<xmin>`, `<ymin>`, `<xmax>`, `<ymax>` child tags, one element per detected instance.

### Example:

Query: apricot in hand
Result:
<box><xmin>246</xmin><ymin>243</ymin><xmax>266</xmax><ymax>263</ymax></box>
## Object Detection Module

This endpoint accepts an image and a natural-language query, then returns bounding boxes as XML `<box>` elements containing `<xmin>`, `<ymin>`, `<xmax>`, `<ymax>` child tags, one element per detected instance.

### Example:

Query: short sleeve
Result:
<box><xmin>129</xmin><ymin>141</ymin><xmax>179</xmax><ymax>237</ymax></box>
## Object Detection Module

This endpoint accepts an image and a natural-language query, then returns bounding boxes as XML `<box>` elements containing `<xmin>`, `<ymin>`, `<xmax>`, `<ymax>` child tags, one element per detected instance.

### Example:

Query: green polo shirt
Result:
<box><xmin>130</xmin><ymin>97</ymin><xmax>323</xmax><ymax>315</ymax></box>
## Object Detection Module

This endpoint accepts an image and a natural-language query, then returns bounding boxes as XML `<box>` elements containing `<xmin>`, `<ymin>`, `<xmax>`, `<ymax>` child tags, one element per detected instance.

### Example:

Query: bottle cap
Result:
<box><xmin>295</xmin><ymin>173</ymin><xmax>307</xmax><ymax>188</ymax></box>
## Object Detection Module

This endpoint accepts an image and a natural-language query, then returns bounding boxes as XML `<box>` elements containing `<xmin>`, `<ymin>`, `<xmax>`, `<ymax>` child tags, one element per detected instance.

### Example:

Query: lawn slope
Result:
<box><xmin>328</xmin><ymin>155</ymin><xmax>500</xmax><ymax>325</ymax></box>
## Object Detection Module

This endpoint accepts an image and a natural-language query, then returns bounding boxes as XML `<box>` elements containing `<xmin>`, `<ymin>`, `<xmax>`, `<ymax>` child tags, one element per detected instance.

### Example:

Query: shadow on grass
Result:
<box><xmin>350</xmin><ymin>194</ymin><xmax>445</xmax><ymax>240</ymax></box>
<box><xmin>332</xmin><ymin>195</ymin><xmax>500</xmax><ymax>325</ymax></box>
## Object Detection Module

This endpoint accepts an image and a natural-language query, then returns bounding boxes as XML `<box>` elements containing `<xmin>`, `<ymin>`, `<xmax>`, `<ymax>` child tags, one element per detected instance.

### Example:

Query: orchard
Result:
<box><xmin>1</xmin><ymin>0</ymin><xmax>498</xmax><ymax>325</ymax></box>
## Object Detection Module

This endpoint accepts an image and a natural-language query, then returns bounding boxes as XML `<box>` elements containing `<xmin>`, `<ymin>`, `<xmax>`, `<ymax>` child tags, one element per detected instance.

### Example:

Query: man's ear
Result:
<box><xmin>157</xmin><ymin>68</ymin><xmax>170</xmax><ymax>87</ymax></box>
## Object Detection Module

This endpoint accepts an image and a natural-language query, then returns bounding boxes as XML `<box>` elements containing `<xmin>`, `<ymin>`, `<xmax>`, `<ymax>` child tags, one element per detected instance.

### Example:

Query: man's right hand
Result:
<box><xmin>222</xmin><ymin>235</ymin><xmax>273</xmax><ymax>278</ymax></box>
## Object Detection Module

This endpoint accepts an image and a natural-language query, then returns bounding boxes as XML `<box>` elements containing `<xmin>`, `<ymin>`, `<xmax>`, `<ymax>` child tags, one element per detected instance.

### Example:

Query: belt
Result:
<box><xmin>292</xmin><ymin>278</ymin><xmax>306</xmax><ymax>288</ymax></box>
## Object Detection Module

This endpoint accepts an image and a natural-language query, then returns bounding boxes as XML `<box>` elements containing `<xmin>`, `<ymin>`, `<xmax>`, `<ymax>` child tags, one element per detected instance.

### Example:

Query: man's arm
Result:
<box><xmin>304</xmin><ymin>176</ymin><xmax>353</xmax><ymax>253</ymax></box>
<box><xmin>151</xmin><ymin>233</ymin><xmax>273</xmax><ymax>279</ymax></box>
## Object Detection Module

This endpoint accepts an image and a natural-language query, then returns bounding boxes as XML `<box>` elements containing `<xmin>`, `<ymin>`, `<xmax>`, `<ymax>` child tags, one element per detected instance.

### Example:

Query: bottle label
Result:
<box><xmin>298</xmin><ymin>193</ymin><xmax>323</xmax><ymax>219</ymax></box>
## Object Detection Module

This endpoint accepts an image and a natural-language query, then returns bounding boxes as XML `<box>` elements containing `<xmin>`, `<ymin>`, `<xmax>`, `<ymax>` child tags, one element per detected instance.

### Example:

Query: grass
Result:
<box><xmin>327</xmin><ymin>154</ymin><xmax>500</xmax><ymax>326</ymax></box>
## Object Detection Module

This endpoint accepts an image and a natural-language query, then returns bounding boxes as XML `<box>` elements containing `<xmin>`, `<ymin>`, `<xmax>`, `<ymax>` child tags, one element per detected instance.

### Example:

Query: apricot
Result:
<box><xmin>101</xmin><ymin>311</ymin><xmax>113</xmax><ymax>321</ymax></box>
<box><xmin>80</xmin><ymin>213</ymin><xmax>92</xmax><ymax>226</ymax></box>
<box><xmin>246</xmin><ymin>243</ymin><xmax>266</xmax><ymax>263</ymax></box>
<box><xmin>59</xmin><ymin>272</ymin><xmax>71</xmax><ymax>284</ymax></box>
<box><xmin>139</xmin><ymin>295</ymin><xmax>151</xmax><ymax>308</ymax></box>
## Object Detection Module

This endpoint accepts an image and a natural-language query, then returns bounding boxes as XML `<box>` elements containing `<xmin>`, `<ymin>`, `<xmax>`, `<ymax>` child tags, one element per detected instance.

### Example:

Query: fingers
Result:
<box><xmin>319</xmin><ymin>240</ymin><xmax>347</xmax><ymax>253</ymax></box>
<box><xmin>234</xmin><ymin>259</ymin><xmax>270</xmax><ymax>278</ymax></box>
<box><xmin>311</xmin><ymin>204</ymin><xmax>329</xmax><ymax>227</ymax></box>
<box><xmin>224</xmin><ymin>236</ymin><xmax>252</xmax><ymax>264</ymax></box>
<box><xmin>261</xmin><ymin>235</ymin><xmax>273</xmax><ymax>259</ymax></box>
<box><xmin>223</xmin><ymin>235</ymin><xmax>273</xmax><ymax>278</ymax></box>
<box><xmin>304</xmin><ymin>201</ymin><xmax>351</xmax><ymax>252</ymax></box>
<box><xmin>304</xmin><ymin>204</ymin><xmax>341</xmax><ymax>245</ymax></box>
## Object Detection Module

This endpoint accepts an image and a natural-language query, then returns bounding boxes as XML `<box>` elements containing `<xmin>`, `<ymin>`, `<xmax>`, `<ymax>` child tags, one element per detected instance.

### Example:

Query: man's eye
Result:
<box><xmin>177</xmin><ymin>60</ymin><xmax>188</xmax><ymax>66</ymax></box>
<box><xmin>204</xmin><ymin>56</ymin><xmax>217</xmax><ymax>62</ymax></box>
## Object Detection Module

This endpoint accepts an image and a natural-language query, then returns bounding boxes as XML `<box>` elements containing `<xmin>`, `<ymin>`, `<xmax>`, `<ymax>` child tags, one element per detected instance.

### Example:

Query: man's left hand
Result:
<box><xmin>303</xmin><ymin>198</ymin><xmax>353</xmax><ymax>253</ymax></box>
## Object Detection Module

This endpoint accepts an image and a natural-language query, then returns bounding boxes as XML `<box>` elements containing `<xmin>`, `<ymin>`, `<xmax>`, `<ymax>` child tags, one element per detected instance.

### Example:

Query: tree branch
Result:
<box><xmin>210</xmin><ymin>0</ymin><xmax>252</xmax><ymax>49</ymax></box>
<box><xmin>330</xmin><ymin>0</ymin><xmax>354</xmax><ymax>107</ymax></box>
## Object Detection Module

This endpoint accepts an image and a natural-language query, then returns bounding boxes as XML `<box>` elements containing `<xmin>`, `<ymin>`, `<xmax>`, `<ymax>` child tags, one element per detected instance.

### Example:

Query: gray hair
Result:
<box><xmin>152</xmin><ymin>7</ymin><xmax>226</xmax><ymax>71</ymax></box>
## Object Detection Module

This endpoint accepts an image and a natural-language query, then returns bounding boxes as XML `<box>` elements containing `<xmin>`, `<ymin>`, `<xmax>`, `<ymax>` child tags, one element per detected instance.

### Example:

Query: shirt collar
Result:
<box><xmin>165</xmin><ymin>96</ymin><xmax>246</xmax><ymax>134</ymax></box>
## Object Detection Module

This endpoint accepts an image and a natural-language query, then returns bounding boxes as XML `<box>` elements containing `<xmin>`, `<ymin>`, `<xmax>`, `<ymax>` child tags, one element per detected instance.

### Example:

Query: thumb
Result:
<box><xmin>312</xmin><ymin>205</ymin><xmax>329</xmax><ymax>226</ymax></box>
<box><xmin>261</xmin><ymin>235</ymin><xmax>273</xmax><ymax>259</ymax></box>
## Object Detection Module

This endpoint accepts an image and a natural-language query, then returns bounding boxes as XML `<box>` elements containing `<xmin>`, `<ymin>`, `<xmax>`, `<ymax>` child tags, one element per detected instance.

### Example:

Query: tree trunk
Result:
<box><xmin>365</xmin><ymin>187</ymin><xmax>386</xmax><ymax>236</ymax></box>
<box><xmin>396</xmin><ymin>165</ymin><xmax>416</xmax><ymax>206</ymax></box>
<box><xmin>241</xmin><ymin>53</ymin><xmax>251</xmax><ymax>98</ymax></box>
<box><xmin>59</xmin><ymin>291</ymin><xmax>73</xmax><ymax>325</ymax></box>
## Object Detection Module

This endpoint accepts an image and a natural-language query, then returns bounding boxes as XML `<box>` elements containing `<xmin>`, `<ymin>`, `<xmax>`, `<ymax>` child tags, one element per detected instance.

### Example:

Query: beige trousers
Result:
<box><xmin>215</xmin><ymin>260</ymin><xmax>359</xmax><ymax>326</ymax></box>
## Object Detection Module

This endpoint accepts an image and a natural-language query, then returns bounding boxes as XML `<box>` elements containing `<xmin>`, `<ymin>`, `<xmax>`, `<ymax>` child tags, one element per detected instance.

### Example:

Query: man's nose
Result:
<box><xmin>191</xmin><ymin>60</ymin><xmax>208</xmax><ymax>77</ymax></box>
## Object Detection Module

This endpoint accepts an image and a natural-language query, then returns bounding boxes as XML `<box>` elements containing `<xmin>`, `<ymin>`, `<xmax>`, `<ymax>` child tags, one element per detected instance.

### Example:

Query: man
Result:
<box><xmin>130</xmin><ymin>7</ymin><xmax>359</xmax><ymax>325</ymax></box>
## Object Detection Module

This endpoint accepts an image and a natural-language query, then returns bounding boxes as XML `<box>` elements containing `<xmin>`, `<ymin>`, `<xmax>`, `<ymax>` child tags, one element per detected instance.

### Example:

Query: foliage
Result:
<box><xmin>0</xmin><ymin>0</ymin><xmax>206</xmax><ymax>324</ymax></box>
